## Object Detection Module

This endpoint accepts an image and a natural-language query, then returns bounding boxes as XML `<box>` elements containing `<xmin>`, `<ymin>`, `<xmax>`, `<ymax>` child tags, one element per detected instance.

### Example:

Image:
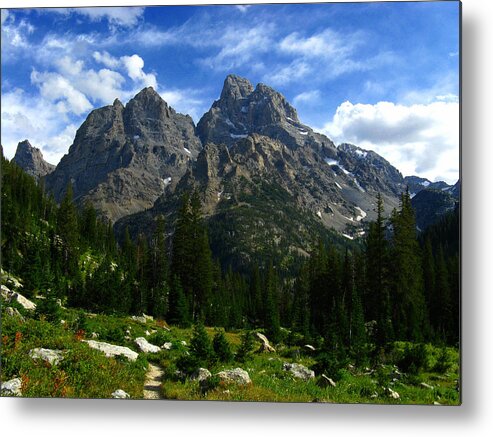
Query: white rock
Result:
<box><xmin>135</xmin><ymin>337</ymin><xmax>161</xmax><ymax>353</ymax></box>
<box><xmin>217</xmin><ymin>368</ymin><xmax>251</xmax><ymax>385</ymax></box>
<box><xmin>387</xmin><ymin>387</ymin><xmax>400</xmax><ymax>399</ymax></box>
<box><xmin>131</xmin><ymin>315</ymin><xmax>147</xmax><ymax>324</ymax></box>
<box><xmin>29</xmin><ymin>348</ymin><xmax>64</xmax><ymax>366</ymax></box>
<box><xmin>1</xmin><ymin>285</ymin><xmax>36</xmax><ymax>311</ymax></box>
<box><xmin>1</xmin><ymin>378</ymin><xmax>22</xmax><ymax>396</ymax></box>
<box><xmin>145</xmin><ymin>330</ymin><xmax>151</xmax><ymax>336</ymax></box>
<box><xmin>318</xmin><ymin>374</ymin><xmax>336</xmax><ymax>387</ymax></box>
<box><xmin>192</xmin><ymin>368</ymin><xmax>212</xmax><ymax>382</ymax></box>
<box><xmin>83</xmin><ymin>340</ymin><xmax>139</xmax><ymax>361</ymax></box>
<box><xmin>256</xmin><ymin>332</ymin><xmax>275</xmax><ymax>353</ymax></box>
<box><xmin>161</xmin><ymin>342</ymin><xmax>173</xmax><ymax>350</ymax></box>
<box><xmin>1</xmin><ymin>271</ymin><xmax>23</xmax><ymax>289</ymax></box>
<box><xmin>112</xmin><ymin>389</ymin><xmax>130</xmax><ymax>399</ymax></box>
<box><xmin>283</xmin><ymin>362</ymin><xmax>315</xmax><ymax>381</ymax></box>
<box><xmin>5</xmin><ymin>306</ymin><xmax>24</xmax><ymax>320</ymax></box>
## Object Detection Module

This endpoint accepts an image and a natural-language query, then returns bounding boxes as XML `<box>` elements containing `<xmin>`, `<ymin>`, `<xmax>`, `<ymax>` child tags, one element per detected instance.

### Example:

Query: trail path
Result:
<box><xmin>143</xmin><ymin>363</ymin><xmax>164</xmax><ymax>399</ymax></box>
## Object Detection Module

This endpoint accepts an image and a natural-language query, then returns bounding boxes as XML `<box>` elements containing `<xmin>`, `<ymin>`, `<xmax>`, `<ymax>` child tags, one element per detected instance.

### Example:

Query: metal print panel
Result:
<box><xmin>0</xmin><ymin>1</ymin><xmax>461</xmax><ymax>404</ymax></box>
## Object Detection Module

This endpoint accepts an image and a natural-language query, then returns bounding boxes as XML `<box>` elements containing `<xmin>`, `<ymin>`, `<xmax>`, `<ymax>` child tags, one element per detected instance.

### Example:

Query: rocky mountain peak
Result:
<box><xmin>45</xmin><ymin>87</ymin><xmax>202</xmax><ymax>223</ymax></box>
<box><xmin>12</xmin><ymin>140</ymin><xmax>55</xmax><ymax>179</ymax></box>
<box><xmin>197</xmin><ymin>74</ymin><xmax>335</xmax><ymax>153</ymax></box>
<box><xmin>220</xmin><ymin>74</ymin><xmax>254</xmax><ymax>100</ymax></box>
<box><xmin>113</xmin><ymin>98</ymin><xmax>124</xmax><ymax>109</ymax></box>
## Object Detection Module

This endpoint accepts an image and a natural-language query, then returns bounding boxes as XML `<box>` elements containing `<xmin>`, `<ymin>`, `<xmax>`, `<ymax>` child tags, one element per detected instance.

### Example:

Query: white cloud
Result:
<box><xmin>1</xmin><ymin>9</ymin><xmax>9</xmax><ymax>25</ymax></box>
<box><xmin>235</xmin><ymin>5</ymin><xmax>251</xmax><ymax>13</ymax></box>
<box><xmin>1</xmin><ymin>88</ymin><xmax>82</xmax><ymax>164</ymax></box>
<box><xmin>199</xmin><ymin>26</ymin><xmax>274</xmax><ymax>71</ymax></box>
<box><xmin>293</xmin><ymin>90</ymin><xmax>321</xmax><ymax>106</ymax></box>
<box><xmin>266</xmin><ymin>28</ymin><xmax>390</xmax><ymax>86</ymax></box>
<box><xmin>30</xmin><ymin>70</ymin><xmax>93</xmax><ymax>115</ymax></box>
<box><xmin>93</xmin><ymin>50</ymin><xmax>120</xmax><ymax>69</ymax></box>
<box><xmin>121</xmin><ymin>54</ymin><xmax>157</xmax><ymax>89</ymax></box>
<box><xmin>267</xmin><ymin>60</ymin><xmax>311</xmax><ymax>86</ymax></box>
<box><xmin>321</xmin><ymin>99</ymin><xmax>459</xmax><ymax>184</ymax></box>
<box><xmin>50</xmin><ymin>7</ymin><xmax>145</xmax><ymax>28</ymax></box>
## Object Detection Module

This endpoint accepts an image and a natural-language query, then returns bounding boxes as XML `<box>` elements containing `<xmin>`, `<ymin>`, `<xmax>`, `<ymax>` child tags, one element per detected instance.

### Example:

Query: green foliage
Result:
<box><xmin>35</xmin><ymin>292</ymin><xmax>62</xmax><ymax>324</ymax></box>
<box><xmin>212</xmin><ymin>329</ymin><xmax>233</xmax><ymax>363</ymax></box>
<box><xmin>235</xmin><ymin>330</ymin><xmax>256</xmax><ymax>363</ymax></box>
<box><xmin>189</xmin><ymin>322</ymin><xmax>214</xmax><ymax>364</ymax></box>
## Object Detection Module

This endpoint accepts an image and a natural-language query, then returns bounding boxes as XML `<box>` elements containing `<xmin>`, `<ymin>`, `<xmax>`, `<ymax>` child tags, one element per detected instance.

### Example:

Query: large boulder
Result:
<box><xmin>135</xmin><ymin>337</ymin><xmax>161</xmax><ymax>353</ymax></box>
<box><xmin>1</xmin><ymin>378</ymin><xmax>22</xmax><ymax>396</ymax></box>
<box><xmin>283</xmin><ymin>362</ymin><xmax>315</xmax><ymax>381</ymax></box>
<box><xmin>29</xmin><ymin>348</ymin><xmax>64</xmax><ymax>366</ymax></box>
<box><xmin>83</xmin><ymin>340</ymin><xmax>139</xmax><ymax>361</ymax></box>
<box><xmin>217</xmin><ymin>368</ymin><xmax>251</xmax><ymax>385</ymax></box>
<box><xmin>256</xmin><ymin>332</ymin><xmax>275</xmax><ymax>353</ymax></box>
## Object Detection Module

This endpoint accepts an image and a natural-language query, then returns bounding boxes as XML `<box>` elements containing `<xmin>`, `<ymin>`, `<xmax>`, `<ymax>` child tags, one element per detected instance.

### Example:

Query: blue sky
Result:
<box><xmin>1</xmin><ymin>1</ymin><xmax>460</xmax><ymax>183</ymax></box>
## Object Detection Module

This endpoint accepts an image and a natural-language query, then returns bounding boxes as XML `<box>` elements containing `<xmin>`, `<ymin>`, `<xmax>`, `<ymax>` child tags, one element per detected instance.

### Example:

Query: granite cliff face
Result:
<box><xmin>45</xmin><ymin>87</ymin><xmax>201</xmax><ymax>223</ymax></box>
<box><xmin>12</xmin><ymin>140</ymin><xmax>55</xmax><ymax>179</ymax></box>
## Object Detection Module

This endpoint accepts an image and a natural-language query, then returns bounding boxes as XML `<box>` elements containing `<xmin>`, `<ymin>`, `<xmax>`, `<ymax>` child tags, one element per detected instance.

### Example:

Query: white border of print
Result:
<box><xmin>1</xmin><ymin>1</ymin><xmax>492</xmax><ymax>437</ymax></box>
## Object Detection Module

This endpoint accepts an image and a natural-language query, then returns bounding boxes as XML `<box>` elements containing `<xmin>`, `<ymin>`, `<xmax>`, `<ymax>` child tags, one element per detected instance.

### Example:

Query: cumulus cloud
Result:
<box><xmin>1</xmin><ymin>88</ymin><xmax>82</xmax><ymax>164</ymax></box>
<box><xmin>321</xmin><ymin>98</ymin><xmax>459</xmax><ymax>183</ymax></box>
<box><xmin>93</xmin><ymin>50</ymin><xmax>120</xmax><ymax>69</ymax></box>
<box><xmin>121</xmin><ymin>54</ymin><xmax>157</xmax><ymax>89</ymax></box>
<box><xmin>30</xmin><ymin>70</ymin><xmax>93</xmax><ymax>115</ymax></box>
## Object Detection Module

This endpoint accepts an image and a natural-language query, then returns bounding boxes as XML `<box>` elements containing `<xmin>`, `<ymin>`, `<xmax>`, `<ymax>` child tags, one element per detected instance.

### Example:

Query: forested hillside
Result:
<box><xmin>1</xmin><ymin>155</ymin><xmax>460</xmax><ymax>403</ymax></box>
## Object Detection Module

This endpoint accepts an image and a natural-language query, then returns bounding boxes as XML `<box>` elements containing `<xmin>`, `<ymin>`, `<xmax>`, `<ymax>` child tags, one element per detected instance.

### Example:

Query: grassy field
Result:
<box><xmin>1</xmin><ymin>288</ymin><xmax>459</xmax><ymax>404</ymax></box>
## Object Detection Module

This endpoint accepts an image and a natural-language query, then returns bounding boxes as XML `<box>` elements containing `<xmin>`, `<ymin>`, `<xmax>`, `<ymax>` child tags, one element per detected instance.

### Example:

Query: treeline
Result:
<box><xmin>1</xmin><ymin>155</ymin><xmax>459</xmax><ymax>351</ymax></box>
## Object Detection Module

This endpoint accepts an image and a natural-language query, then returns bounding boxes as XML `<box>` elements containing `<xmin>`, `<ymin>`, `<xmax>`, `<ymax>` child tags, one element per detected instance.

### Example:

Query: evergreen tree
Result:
<box><xmin>365</xmin><ymin>193</ymin><xmax>393</xmax><ymax>345</ymax></box>
<box><xmin>292</xmin><ymin>263</ymin><xmax>311</xmax><ymax>338</ymax></box>
<box><xmin>190</xmin><ymin>322</ymin><xmax>214</xmax><ymax>363</ymax></box>
<box><xmin>56</xmin><ymin>183</ymin><xmax>79</xmax><ymax>275</ymax></box>
<box><xmin>264</xmin><ymin>262</ymin><xmax>281</xmax><ymax>342</ymax></box>
<box><xmin>167</xmin><ymin>275</ymin><xmax>190</xmax><ymax>327</ymax></box>
<box><xmin>434</xmin><ymin>245</ymin><xmax>452</xmax><ymax>342</ymax></box>
<box><xmin>212</xmin><ymin>329</ymin><xmax>233</xmax><ymax>362</ymax></box>
<box><xmin>390</xmin><ymin>189</ymin><xmax>427</xmax><ymax>341</ymax></box>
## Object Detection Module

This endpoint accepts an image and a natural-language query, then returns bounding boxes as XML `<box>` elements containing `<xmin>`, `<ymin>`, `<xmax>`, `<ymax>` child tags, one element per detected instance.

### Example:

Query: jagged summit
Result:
<box><xmin>45</xmin><ymin>87</ymin><xmax>201</xmax><ymax>223</ymax></box>
<box><xmin>197</xmin><ymin>74</ymin><xmax>330</xmax><ymax>152</ymax></box>
<box><xmin>12</xmin><ymin>140</ymin><xmax>54</xmax><ymax>179</ymax></box>
<box><xmin>220</xmin><ymin>74</ymin><xmax>254</xmax><ymax>100</ymax></box>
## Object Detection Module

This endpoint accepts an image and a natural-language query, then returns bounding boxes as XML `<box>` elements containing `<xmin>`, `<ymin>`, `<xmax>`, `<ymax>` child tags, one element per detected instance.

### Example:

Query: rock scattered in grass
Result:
<box><xmin>256</xmin><ymin>332</ymin><xmax>275</xmax><ymax>353</ymax></box>
<box><xmin>83</xmin><ymin>339</ymin><xmax>139</xmax><ymax>361</ymax></box>
<box><xmin>283</xmin><ymin>362</ymin><xmax>315</xmax><ymax>381</ymax></box>
<box><xmin>217</xmin><ymin>368</ymin><xmax>251</xmax><ymax>385</ymax></box>
<box><xmin>1</xmin><ymin>378</ymin><xmax>22</xmax><ymax>396</ymax></box>
<box><xmin>29</xmin><ymin>348</ymin><xmax>64</xmax><ymax>366</ymax></box>
<box><xmin>318</xmin><ymin>374</ymin><xmax>336</xmax><ymax>387</ymax></box>
<box><xmin>112</xmin><ymin>389</ymin><xmax>130</xmax><ymax>399</ymax></box>
<box><xmin>135</xmin><ymin>337</ymin><xmax>160</xmax><ymax>353</ymax></box>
